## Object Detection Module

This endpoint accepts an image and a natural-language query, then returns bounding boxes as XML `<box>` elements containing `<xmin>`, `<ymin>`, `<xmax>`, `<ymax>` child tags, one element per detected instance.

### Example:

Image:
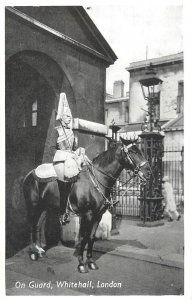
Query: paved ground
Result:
<box><xmin>100</xmin><ymin>215</ymin><xmax>184</xmax><ymax>268</ymax></box>
<box><xmin>6</xmin><ymin>244</ymin><xmax>183</xmax><ymax>296</ymax></box>
<box><xmin>117</xmin><ymin>216</ymin><xmax>184</xmax><ymax>254</ymax></box>
<box><xmin>5</xmin><ymin>215</ymin><xmax>184</xmax><ymax>296</ymax></box>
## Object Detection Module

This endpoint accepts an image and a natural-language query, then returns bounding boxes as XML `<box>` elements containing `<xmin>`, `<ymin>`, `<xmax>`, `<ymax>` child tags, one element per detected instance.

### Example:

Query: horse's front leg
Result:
<box><xmin>86</xmin><ymin>216</ymin><xmax>102</xmax><ymax>270</ymax></box>
<box><xmin>76</xmin><ymin>215</ymin><xmax>92</xmax><ymax>273</ymax></box>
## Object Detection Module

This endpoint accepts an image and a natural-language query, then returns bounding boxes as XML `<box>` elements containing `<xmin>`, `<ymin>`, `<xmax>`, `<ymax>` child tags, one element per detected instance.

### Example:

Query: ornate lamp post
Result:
<box><xmin>138</xmin><ymin>64</ymin><xmax>164</xmax><ymax>226</ymax></box>
<box><xmin>110</xmin><ymin>120</ymin><xmax>121</xmax><ymax>234</ymax></box>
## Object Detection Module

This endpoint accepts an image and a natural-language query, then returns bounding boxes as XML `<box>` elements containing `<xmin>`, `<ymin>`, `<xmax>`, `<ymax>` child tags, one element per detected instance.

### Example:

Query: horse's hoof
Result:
<box><xmin>78</xmin><ymin>264</ymin><xmax>89</xmax><ymax>273</ymax></box>
<box><xmin>29</xmin><ymin>252</ymin><xmax>38</xmax><ymax>261</ymax></box>
<box><xmin>88</xmin><ymin>261</ymin><xmax>99</xmax><ymax>270</ymax></box>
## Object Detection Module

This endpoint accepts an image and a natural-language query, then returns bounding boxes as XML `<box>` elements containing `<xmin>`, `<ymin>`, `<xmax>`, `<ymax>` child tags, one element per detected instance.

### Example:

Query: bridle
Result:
<box><xmin>86</xmin><ymin>161</ymin><xmax>139</xmax><ymax>207</ymax></box>
<box><xmin>84</xmin><ymin>142</ymin><xmax>149</xmax><ymax>207</ymax></box>
<box><xmin>121</xmin><ymin>143</ymin><xmax>149</xmax><ymax>179</ymax></box>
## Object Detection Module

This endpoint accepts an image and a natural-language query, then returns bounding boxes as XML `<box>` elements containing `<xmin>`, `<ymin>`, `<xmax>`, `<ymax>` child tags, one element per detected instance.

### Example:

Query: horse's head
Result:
<box><xmin>119</xmin><ymin>137</ymin><xmax>151</xmax><ymax>183</ymax></box>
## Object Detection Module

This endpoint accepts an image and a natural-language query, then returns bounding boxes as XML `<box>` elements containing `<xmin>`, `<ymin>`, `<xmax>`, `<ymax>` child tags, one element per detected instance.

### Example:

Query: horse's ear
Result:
<box><xmin>105</xmin><ymin>136</ymin><xmax>112</xmax><ymax>142</ymax></box>
<box><xmin>120</xmin><ymin>136</ymin><xmax>138</xmax><ymax>146</ymax></box>
<box><xmin>105</xmin><ymin>136</ymin><xmax>117</xmax><ymax>149</ymax></box>
<box><xmin>120</xmin><ymin>137</ymin><xmax>132</xmax><ymax>146</ymax></box>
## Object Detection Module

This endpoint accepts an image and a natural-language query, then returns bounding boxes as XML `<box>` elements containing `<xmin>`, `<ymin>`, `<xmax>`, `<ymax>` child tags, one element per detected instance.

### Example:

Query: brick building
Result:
<box><xmin>119</xmin><ymin>52</ymin><xmax>184</xmax><ymax>215</ymax></box>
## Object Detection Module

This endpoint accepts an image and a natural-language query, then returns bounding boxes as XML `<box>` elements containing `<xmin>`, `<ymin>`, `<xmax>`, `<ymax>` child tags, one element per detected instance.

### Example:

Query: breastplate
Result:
<box><xmin>57</xmin><ymin>140</ymin><xmax>72</xmax><ymax>151</ymax></box>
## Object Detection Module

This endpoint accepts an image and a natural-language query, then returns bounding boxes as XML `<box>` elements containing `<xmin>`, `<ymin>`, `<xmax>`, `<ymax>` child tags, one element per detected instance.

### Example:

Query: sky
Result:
<box><xmin>85</xmin><ymin>1</ymin><xmax>183</xmax><ymax>95</ymax></box>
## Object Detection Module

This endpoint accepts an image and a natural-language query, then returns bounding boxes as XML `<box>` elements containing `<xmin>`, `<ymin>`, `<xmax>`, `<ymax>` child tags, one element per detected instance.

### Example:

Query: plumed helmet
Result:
<box><xmin>56</xmin><ymin>92</ymin><xmax>72</xmax><ymax>120</ymax></box>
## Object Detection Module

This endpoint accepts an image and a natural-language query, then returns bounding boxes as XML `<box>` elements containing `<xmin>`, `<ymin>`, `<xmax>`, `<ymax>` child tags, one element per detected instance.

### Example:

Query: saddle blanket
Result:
<box><xmin>34</xmin><ymin>164</ymin><xmax>58</xmax><ymax>182</ymax></box>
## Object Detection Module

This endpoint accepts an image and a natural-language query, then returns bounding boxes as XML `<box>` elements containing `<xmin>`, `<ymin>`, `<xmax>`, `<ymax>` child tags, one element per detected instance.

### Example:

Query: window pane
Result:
<box><xmin>32</xmin><ymin>112</ymin><xmax>37</xmax><ymax>126</ymax></box>
<box><xmin>32</xmin><ymin>100</ymin><xmax>37</xmax><ymax>111</ymax></box>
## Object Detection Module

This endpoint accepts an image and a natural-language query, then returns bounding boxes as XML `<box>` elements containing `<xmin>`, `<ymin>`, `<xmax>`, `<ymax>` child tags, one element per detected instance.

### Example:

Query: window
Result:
<box><xmin>32</xmin><ymin>100</ymin><xmax>38</xmax><ymax>127</ymax></box>
<box><xmin>177</xmin><ymin>81</ymin><xmax>184</xmax><ymax>114</ymax></box>
<box><xmin>125</xmin><ymin>106</ymin><xmax>129</xmax><ymax>123</ymax></box>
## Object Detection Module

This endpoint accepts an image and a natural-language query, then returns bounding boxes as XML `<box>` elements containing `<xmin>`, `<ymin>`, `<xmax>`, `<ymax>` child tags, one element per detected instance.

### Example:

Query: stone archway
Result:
<box><xmin>5</xmin><ymin>50</ymin><xmax>75</xmax><ymax>257</ymax></box>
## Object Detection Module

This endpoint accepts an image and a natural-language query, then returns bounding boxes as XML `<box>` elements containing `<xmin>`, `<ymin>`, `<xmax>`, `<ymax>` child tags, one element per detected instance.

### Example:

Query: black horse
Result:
<box><xmin>23</xmin><ymin>137</ymin><xmax>151</xmax><ymax>273</ymax></box>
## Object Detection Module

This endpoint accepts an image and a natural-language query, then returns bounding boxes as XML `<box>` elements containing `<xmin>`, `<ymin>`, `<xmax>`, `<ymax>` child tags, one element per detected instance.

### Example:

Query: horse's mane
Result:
<box><xmin>92</xmin><ymin>143</ymin><xmax>119</xmax><ymax>167</ymax></box>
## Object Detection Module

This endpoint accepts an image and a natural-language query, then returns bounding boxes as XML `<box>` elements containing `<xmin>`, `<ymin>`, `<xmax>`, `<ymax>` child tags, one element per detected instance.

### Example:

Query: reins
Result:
<box><xmin>87</xmin><ymin>164</ymin><xmax>112</xmax><ymax>206</ymax></box>
<box><xmin>88</xmin><ymin>160</ymin><xmax>137</xmax><ymax>190</ymax></box>
<box><xmin>85</xmin><ymin>159</ymin><xmax>141</xmax><ymax>207</ymax></box>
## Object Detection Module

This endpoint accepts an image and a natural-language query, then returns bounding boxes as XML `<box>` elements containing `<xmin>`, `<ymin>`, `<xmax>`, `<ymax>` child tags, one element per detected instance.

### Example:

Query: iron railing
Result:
<box><xmin>113</xmin><ymin>145</ymin><xmax>184</xmax><ymax>217</ymax></box>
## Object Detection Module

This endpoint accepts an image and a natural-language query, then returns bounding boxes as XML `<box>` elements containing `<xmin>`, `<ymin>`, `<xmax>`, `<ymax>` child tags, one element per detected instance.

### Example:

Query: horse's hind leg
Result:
<box><xmin>29</xmin><ymin>206</ymin><xmax>47</xmax><ymax>257</ymax></box>
<box><xmin>23</xmin><ymin>173</ymin><xmax>46</xmax><ymax>257</ymax></box>
<box><xmin>34</xmin><ymin>210</ymin><xmax>47</xmax><ymax>254</ymax></box>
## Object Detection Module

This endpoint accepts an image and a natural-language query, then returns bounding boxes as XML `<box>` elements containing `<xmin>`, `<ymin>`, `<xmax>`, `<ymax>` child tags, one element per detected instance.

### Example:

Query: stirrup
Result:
<box><xmin>33</xmin><ymin>244</ymin><xmax>45</xmax><ymax>255</ymax></box>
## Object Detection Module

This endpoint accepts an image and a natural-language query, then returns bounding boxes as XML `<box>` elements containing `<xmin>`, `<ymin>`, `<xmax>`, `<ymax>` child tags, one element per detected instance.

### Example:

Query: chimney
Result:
<box><xmin>113</xmin><ymin>80</ymin><xmax>124</xmax><ymax>98</ymax></box>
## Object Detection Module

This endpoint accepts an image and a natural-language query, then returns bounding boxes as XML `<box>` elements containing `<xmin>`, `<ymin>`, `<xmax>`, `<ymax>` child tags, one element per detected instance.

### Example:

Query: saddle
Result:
<box><xmin>34</xmin><ymin>148</ymin><xmax>89</xmax><ymax>183</ymax></box>
<box><xmin>54</xmin><ymin>157</ymin><xmax>81</xmax><ymax>182</ymax></box>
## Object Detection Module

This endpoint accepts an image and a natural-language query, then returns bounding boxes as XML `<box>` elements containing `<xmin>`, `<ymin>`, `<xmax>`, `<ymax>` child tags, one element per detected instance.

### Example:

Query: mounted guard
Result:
<box><xmin>34</xmin><ymin>93</ymin><xmax>90</xmax><ymax>227</ymax></box>
<box><xmin>52</xmin><ymin>92</ymin><xmax>87</xmax><ymax>182</ymax></box>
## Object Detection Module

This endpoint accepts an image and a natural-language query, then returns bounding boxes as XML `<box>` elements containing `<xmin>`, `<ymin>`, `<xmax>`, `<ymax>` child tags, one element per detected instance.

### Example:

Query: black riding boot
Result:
<box><xmin>58</xmin><ymin>180</ymin><xmax>71</xmax><ymax>225</ymax></box>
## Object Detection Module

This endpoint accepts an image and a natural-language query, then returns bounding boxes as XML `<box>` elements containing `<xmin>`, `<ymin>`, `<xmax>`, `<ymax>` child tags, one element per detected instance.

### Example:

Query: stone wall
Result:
<box><xmin>5</xmin><ymin>8</ymin><xmax>109</xmax><ymax>257</ymax></box>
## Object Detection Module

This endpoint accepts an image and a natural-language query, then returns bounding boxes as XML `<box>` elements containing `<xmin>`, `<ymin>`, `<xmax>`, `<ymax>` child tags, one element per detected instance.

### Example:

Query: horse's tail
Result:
<box><xmin>23</xmin><ymin>170</ymin><xmax>40</xmax><ymax>221</ymax></box>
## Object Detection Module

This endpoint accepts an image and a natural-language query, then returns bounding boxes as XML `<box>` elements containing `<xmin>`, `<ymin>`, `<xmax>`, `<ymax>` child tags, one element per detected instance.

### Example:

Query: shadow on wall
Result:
<box><xmin>5</xmin><ymin>57</ymin><xmax>58</xmax><ymax>258</ymax></box>
<box><xmin>6</xmin><ymin>176</ymin><xmax>30</xmax><ymax>258</ymax></box>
